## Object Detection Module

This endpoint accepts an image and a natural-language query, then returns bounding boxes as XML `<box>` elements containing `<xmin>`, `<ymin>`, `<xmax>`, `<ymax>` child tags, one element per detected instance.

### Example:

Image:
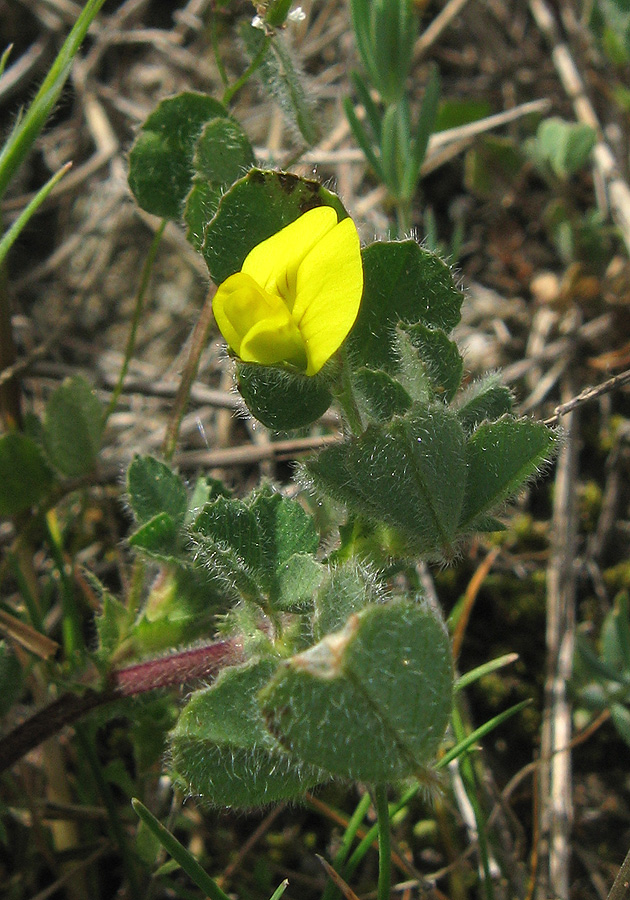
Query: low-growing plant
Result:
<box><xmin>0</xmin><ymin>4</ymin><xmax>561</xmax><ymax>898</ymax></box>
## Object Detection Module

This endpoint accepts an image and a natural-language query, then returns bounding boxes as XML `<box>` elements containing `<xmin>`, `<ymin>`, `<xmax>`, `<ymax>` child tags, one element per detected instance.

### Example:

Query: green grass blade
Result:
<box><xmin>349</xmin><ymin>0</ymin><xmax>379</xmax><ymax>87</ymax></box>
<box><xmin>451</xmin><ymin>702</ymin><xmax>494</xmax><ymax>900</ymax></box>
<box><xmin>403</xmin><ymin>64</ymin><xmax>441</xmax><ymax>198</ymax></box>
<box><xmin>268</xmin><ymin>880</ymin><xmax>289</xmax><ymax>900</ymax></box>
<box><xmin>374</xmin><ymin>785</ymin><xmax>391</xmax><ymax>900</ymax></box>
<box><xmin>343</xmin><ymin>787</ymin><xmax>416</xmax><ymax>882</ymax></box>
<box><xmin>343</xmin><ymin>97</ymin><xmax>385</xmax><ymax>181</ymax></box>
<box><xmin>0</xmin><ymin>162</ymin><xmax>70</xmax><ymax>267</ymax></box>
<box><xmin>0</xmin><ymin>0</ymin><xmax>106</xmax><ymax>200</ymax></box>
<box><xmin>132</xmin><ymin>799</ymin><xmax>232</xmax><ymax>900</ymax></box>
<box><xmin>0</xmin><ymin>45</ymin><xmax>13</xmax><ymax>80</ymax></box>
<box><xmin>438</xmin><ymin>699</ymin><xmax>531</xmax><ymax>769</ymax></box>
<box><xmin>321</xmin><ymin>791</ymin><xmax>372</xmax><ymax>900</ymax></box>
<box><xmin>455</xmin><ymin>654</ymin><xmax>519</xmax><ymax>692</ymax></box>
<box><xmin>351</xmin><ymin>71</ymin><xmax>382</xmax><ymax>143</ymax></box>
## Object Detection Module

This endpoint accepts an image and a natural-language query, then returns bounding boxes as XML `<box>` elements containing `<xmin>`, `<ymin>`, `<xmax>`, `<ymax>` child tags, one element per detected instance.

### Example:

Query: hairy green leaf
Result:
<box><xmin>306</xmin><ymin>404</ymin><xmax>466</xmax><ymax>556</ymax></box>
<box><xmin>236</xmin><ymin>362</ymin><xmax>332</xmax><ymax>430</ymax></box>
<box><xmin>171</xmin><ymin>660</ymin><xmax>325</xmax><ymax>806</ymax></box>
<box><xmin>261</xmin><ymin>600</ymin><xmax>453</xmax><ymax>781</ymax></box>
<box><xmin>348</xmin><ymin>241</ymin><xmax>462</xmax><ymax>372</ymax></box>
<box><xmin>43</xmin><ymin>376</ymin><xmax>103</xmax><ymax>477</ymax></box>
<box><xmin>128</xmin><ymin>92</ymin><xmax>228</xmax><ymax>219</ymax></box>
<box><xmin>0</xmin><ymin>432</ymin><xmax>53</xmax><ymax>516</ymax></box>
<box><xmin>127</xmin><ymin>455</ymin><xmax>187</xmax><ymax>526</ymax></box>
<box><xmin>459</xmin><ymin>417</ymin><xmax>558</xmax><ymax>529</ymax></box>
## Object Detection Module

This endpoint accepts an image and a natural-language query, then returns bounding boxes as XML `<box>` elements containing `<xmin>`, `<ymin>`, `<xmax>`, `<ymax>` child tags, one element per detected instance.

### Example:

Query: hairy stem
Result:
<box><xmin>332</xmin><ymin>347</ymin><xmax>365</xmax><ymax>436</ymax></box>
<box><xmin>104</xmin><ymin>219</ymin><xmax>166</xmax><ymax>425</ymax></box>
<box><xmin>0</xmin><ymin>638</ymin><xmax>243</xmax><ymax>774</ymax></box>
<box><xmin>162</xmin><ymin>285</ymin><xmax>217</xmax><ymax>461</ymax></box>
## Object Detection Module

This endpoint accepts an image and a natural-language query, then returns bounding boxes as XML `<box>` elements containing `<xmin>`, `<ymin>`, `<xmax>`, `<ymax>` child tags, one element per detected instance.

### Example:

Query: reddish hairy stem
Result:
<box><xmin>0</xmin><ymin>638</ymin><xmax>244</xmax><ymax>774</ymax></box>
<box><xmin>112</xmin><ymin>639</ymin><xmax>244</xmax><ymax>695</ymax></box>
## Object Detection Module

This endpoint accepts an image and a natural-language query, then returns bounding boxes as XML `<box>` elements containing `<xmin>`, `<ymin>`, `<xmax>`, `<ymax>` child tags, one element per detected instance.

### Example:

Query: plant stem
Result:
<box><xmin>132</xmin><ymin>798</ymin><xmax>232</xmax><ymax>900</ymax></box>
<box><xmin>321</xmin><ymin>790</ymin><xmax>372</xmax><ymax>900</ymax></box>
<box><xmin>374</xmin><ymin>784</ymin><xmax>391</xmax><ymax>900</ymax></box>
<box><xmin>395</xmin><ymin>199</ymin><xmax>412</xmax><ymax>238</ymax></box>
<box><xmin>210</xmin><ymin>6</ymin><xmax>229</xmax><ymax>90</ymax></box>
<box><xmin>104</xmin><ymin>219</ymin><xmax>166</xmax><ymax>425</ymax></box>
<box><xmin>0</xmin><ymin>247</ymin><xmax>20</xmax><ymax>429</ymax></box>
<box><xmin>0</xmin><ymin>638</ymin><xmax>244</xmax><ymax>774</ymax></box>
<box><xmin>332</xmin><ymin>347</ymin><xmax>364</xmax><ymax>436</ymax></box>
<box><xmin>45</xmin><ymin>510</ymin><xmax>84</xmax><ymax>662</ymax></box>
<box><xmin>162</xmin><ymin>285</ymin><xmax>217</xmax><ymax>461</ymax></box>
<box><xmin>222</xmin><ymin>35</ymin><xmax>270</xmax><ymax>106</ymax></box>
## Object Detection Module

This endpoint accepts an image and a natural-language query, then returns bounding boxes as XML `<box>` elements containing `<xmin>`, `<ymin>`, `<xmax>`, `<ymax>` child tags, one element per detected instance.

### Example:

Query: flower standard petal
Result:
<box><xmin>212</xmin><ymin>207</ymin><xmax>363</xmax><ymax>377</ymax></box>
<box><xmin>242</xmin><ymin>206</ymin><xmax>339</xmax><ymax>304</ymax></box>
<box><xmin>293</xmin><ymin>217</ymin><xmax>363</xmax><ymax>375</ymax></box>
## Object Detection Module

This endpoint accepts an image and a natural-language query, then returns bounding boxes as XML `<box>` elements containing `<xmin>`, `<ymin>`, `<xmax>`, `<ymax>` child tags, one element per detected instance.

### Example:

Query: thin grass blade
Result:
<box><xmin>132</xmin><ymin>799</ymin><xmax>232</xmax><ymax>900</ymax></box>
<box><xmin>0</xmin><ymin>162</ymin><xmax>71</xmax><ymax>267</ymax></box>
<box><xmin>0</xmin><ymin>0</ymin><xmax>106</xmax><ymax>199</ymax></box>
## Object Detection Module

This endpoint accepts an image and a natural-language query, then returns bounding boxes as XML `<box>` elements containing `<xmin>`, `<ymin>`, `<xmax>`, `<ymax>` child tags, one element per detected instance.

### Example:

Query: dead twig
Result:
<box><xmin>544</xmin><ymin>366</ymin><xmax>630</xmax><ymax>424</ymax></box>
<box><xmin>538</xmin><ymin>374</ymin><xmax>580</xmax><ymax>899</ymax></box>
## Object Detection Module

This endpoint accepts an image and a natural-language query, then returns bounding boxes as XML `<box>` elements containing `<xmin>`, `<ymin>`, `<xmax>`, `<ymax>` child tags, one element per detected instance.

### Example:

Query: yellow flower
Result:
<box><xmin>212</xmin><ymin>207</ymin><xmax>363</xmax><ymax>376</ymax></box>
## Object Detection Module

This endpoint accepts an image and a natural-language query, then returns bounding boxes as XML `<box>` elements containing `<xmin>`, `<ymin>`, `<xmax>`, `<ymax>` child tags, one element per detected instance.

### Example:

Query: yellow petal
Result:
<box><xmin>293</xmin><ymin>217</ymin><xmax>363</xmax><ymax>375</ymax></box>
<box><xmin>240</xmin><ymin>313</ymin><xmax>308</xmax><ymax>371</ymax></box>
<box><xmin>212</xmin><ymin>272</ymin><xmax>286</xmax><ymax>355</ymax></box>
<box><xmin>242</xmin><ymin>206</ymin><xmax>339</xmax><ymax>306</ymax></box>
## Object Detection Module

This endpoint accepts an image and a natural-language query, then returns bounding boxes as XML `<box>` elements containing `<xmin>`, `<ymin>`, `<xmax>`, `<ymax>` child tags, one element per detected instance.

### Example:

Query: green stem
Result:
<box><xmin>0</xmin><ymin>163</ymin><xmax>71</xmax><ymax>268</ymax></box>
<box><xmin>374</xmin><ymin>784</ymin><xmax>391</xmax><ymax>900</ymax></box>
<box><xmin>321</xmin><ymin>791</ymin><xmax>372</xmax><ymax>900</ymax></box>
<box><xmin>332</xmin><ymin>347</ymin><xmax>365</xmax><ymax>436</ymax></box>
<box><xmin>162</xmin><ymin>285</ymin><xmax>216</xmax><ymax>462</ymax></box>
<box><xmin>222</xmin><ymin>35</ymin><xmax>270</xmax><ymax>106</ymax></box>
<box><xmin>394</xmin><ymin>198</ymin><xmax>412</xmax><ymax>238</ymax></box>
<box><xmin>44</xmin><ymin>512</ymin><xmax>83</xmax><ymax>662</ymax></box>
<box><xmin>0</xmin><ymin>248</ymin><xmax>20</xmax><ymax>429</ymax></box>
<box><xmin>210</xmin><ymin>6</ymin><xmax>229</xmax><ymax>90</ymax></box>
<box><xmin>344</xmin><ymin>786</ymin><xmax>417</xmax><ymax>882</ymax></box>
<box><xmin>104</xmin><ymin>220</ymin><xmax>166</xmax><ymax>425</ymax></box>
<box><xmin>452</xmin><ymin>701</ymin><xmax>494</xmax><ymax>900</ymax></box>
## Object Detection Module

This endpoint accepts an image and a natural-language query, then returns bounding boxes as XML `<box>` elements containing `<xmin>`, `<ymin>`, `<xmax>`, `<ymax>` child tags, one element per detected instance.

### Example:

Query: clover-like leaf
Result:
<box><xmin>353</xmin><ymin>367</ymin><xmax>413</xmax><ymax>422</ymax></box>
<box><xmin>0</xmin><ymin>432</ymin><xmax>53</xmax><ymax>516</ymax></box>
<box><xmin>261</xmin><ymin>599</ymin><xmax>453</xmax><ymax>782</ymax></box>
<box><xmin>397</xmin><ymin>322</ymin><xmax>463</xmax><ymax>403</ymax></box>
<box><xmin>347</xmin><ymin>241</ymin><xmax>463</xmax><ymax>372</ymax></box>
<box><xmin>459</xmin><ymin>417</ymin><xmax>558</xmax><ymax>530</ymax></box>
<box><xmin>127</xmin><ymin>455</ymin><xmax>188</xmax><ymax>527</ymax></box>
<box><xmin>184</xmin><ymin>117</ymin><xmax>256</xmax><ymax>249</ymax></box>
<box><xmin>306</xmin><ymin>404</ymin><xmax>466</xmax><ymax>556</ymax></box>
<box><xmin>171</xmin><ymin>659</ymin><xmax>326</xmax><ymax>807</ymax></box>
<box><xmin>128</xmin><ymin>92</ymin><xmax>229</xmax><ymax>219</ymax></box>
<box><xmin>43</xmin><ymin>376</ymin><xmax>103</xmax><ymax>477</ymax></box>
<box><xmin>236</xmin><ymin>363</ymin><xmax>332</xmax><ymax>430</ymax></box>
<box><xmin>202</xmin><ymin>169</ymin><xmax>347</xmax><ymax>286</ymax></box>
<box><xmin>455</xmin><ymin>376</ymin><xmax>514</xmax><ymax>432</ymax></box>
